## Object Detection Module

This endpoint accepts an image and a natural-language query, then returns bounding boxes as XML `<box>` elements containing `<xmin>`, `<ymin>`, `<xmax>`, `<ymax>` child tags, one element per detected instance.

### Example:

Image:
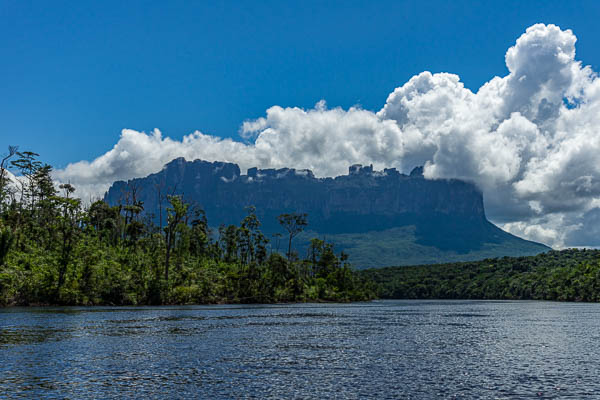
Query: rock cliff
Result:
<box><xmin>104</xmin><ymin>158</ymin><xmax>549</xmax><ymax>267</ymax></box>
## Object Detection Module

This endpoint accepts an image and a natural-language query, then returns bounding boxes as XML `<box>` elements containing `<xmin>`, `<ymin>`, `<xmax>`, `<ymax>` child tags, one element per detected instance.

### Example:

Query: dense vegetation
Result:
<box><xmin>361</xmin><ymin>249</ymin><xmax>600</xmax><ymax>301</ymax></box>
<box><xmin>4</xmin><ymin>147</ymin><xmax>600</xmax><ymax>306</ymax></box>
<box><xmin>0</xmin><ymin>149</ymin><xmax>375</xmax><ymax>306</ymax></box>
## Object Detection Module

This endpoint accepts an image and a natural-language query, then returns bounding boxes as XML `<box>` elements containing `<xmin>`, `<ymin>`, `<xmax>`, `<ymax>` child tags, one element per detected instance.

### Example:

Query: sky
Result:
<box><xmin>3</xmin><ymin>1</ymin><xmax>600</xmax><ymax>248</ymax></box>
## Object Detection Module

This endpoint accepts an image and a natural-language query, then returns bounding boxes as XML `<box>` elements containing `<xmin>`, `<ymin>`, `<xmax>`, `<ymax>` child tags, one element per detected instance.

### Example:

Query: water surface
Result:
<box><xmin>1</xmin><ymin>300</ymin><xmax>598</xmax><ymax>399</ymax></box>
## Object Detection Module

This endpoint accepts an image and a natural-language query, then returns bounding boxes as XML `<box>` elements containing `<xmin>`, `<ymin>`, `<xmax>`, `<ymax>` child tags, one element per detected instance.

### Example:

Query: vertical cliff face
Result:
<box><xmin>105</xmin><ymin>158</ymin><xmax>486</xmax><ymax>231</ymax></box>
<box><xmin>104</xmin><ymin>158</ymin><xmax>549</xmax><ymax>267</ymax></box>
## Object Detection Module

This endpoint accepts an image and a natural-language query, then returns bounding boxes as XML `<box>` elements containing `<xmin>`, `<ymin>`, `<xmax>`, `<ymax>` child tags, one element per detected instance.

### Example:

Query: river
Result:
<box><xmin>1</xmin><ymin>300</ymin><xmax>598</xmax><ymax>399</ymax></box>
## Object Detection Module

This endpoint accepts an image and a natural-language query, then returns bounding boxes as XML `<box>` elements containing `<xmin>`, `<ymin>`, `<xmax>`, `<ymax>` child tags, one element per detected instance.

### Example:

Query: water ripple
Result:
<box><xmin>1</xmin><ymin>301</ymin><xmax>600</xmax><ymax>399</ymax></box>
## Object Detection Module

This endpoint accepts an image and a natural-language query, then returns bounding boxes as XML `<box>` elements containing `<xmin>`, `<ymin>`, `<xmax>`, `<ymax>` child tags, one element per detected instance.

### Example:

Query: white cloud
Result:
<box><xmin>1</xmin><ymin>169</ymin><xmax>22</xmax><ymax>202</ymax></box>
<box><xmin>53</xmin><ymin>129</ymin><xmax>259</xmax><ymax>201</ymax></box>
<box><xmin>2</xmin><ymin>169</ymin><xmax>18</xmax><ymax>190</ymax></box>
<box><xmin>54</xmin><ymin>23</ymin><xmax>600</xmax><ymax>249</ymax></box>
<box><xmin>3</xmin><ymin>169</ymin><xmax>16</xmax><ymax>183</ymax></box>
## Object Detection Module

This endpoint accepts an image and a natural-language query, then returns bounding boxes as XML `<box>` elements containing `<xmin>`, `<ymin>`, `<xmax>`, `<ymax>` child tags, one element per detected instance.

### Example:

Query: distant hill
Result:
<box><xmin>104</xmin><ymin>158</ymin><xmax>550</xmax><ymax>268</ymax></box>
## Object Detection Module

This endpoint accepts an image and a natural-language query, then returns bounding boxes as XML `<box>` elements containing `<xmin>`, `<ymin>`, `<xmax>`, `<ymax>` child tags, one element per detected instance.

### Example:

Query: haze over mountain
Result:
<box><xmin>104</xmin><ymin>158</ymin><xmax>549</xmax><ymax>268</ymax></box>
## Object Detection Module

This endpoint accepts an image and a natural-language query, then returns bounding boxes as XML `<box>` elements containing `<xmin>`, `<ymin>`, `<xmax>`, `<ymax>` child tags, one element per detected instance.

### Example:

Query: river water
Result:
<box><xmin>1</xmin><ymin>300</ymin><xmax>599</xmax><ymax>399</ymax></box>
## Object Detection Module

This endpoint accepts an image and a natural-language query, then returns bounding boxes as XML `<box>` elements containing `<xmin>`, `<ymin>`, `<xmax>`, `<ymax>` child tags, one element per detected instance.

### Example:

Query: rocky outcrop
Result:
<box><xmin>104</xmin><ymin>158</ymin><xmax>550</xmax><ymax>266</ymax></box>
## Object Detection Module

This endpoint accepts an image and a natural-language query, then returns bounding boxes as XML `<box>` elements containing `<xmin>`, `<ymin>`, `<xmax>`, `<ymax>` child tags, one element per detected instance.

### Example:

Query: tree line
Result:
<box><xmin>361</xmin><ymin>249</ymin><xmax>600</xmax><ymax>301</ymax></box>
<box><xmin>0</xmin><ymin>148</ymin><xmax>375</xmax><ymax>306</ymax></box>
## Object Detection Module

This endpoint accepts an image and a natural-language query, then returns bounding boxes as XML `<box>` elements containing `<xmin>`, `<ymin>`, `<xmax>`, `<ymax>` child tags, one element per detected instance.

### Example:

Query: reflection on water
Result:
<box><xmin>1</xmin><ymin>301</ymin><xmax>599</xmax><ymax>399</ymax></box>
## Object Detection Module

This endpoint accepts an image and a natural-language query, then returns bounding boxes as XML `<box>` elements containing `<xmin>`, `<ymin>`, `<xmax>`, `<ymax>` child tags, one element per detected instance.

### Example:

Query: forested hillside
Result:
<box><xmin>0</xmin><ymin>149</ymin><xmax>374</xmax><ymax>306</ymax></box>
<box><xmin>361</xmin><ymin>249</ymin><xmax>600</xmax><ymax>301</ymax></box>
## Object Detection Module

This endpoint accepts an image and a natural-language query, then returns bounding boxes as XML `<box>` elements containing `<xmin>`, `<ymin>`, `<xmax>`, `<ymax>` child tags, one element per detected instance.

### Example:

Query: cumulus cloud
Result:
<box><xmin>54</xmin><ymin>23</ymin><xmax>600</xmax><ymax>248</ymax></box>
<box><xmin>2</xmin><ymin>169</ymin><xmax>18</xmax><ymax>189</ymax></box>
<box><xmin>1</xmin><ymin>169</ymin><xmax>22</xmax><ymax>202</ymax></box>
<box><xmin>54</xmin><ymin>129</ymin><xmax>258</xmax><ymax>202</ymax></box>
<box><xmin>3</xmin><ymin>169</ymin><xmax>16</xmax><ymax>182</ymax></box>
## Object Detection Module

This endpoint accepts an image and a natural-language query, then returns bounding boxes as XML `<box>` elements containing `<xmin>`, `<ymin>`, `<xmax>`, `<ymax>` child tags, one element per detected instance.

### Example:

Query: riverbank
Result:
<box><xmin>0</xmin><ymin>255</ymin><xmax>376</xmax><ymax>306</ymax></box>
<box><xmin>0</xmin><ymin>157</ymin><xmax>374</xmax><ymax>306</ymax></box>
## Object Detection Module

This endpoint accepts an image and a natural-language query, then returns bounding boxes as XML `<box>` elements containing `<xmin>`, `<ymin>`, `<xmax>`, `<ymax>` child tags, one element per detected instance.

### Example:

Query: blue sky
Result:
<box><xmin>2</xmin><ymin>0</ymin><xmax>600</xmax><ymax>169</ymax></box>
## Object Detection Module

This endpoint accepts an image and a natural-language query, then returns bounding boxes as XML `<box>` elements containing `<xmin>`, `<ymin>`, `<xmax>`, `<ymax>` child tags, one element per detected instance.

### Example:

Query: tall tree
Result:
<box><xmin>54</xmin><ymin>183</ymin><xmax>81</xmax><ymax>289</ymax></box>
<box><xmin>0</xmin><ymin>145</ymin><xmax>18</xmax><ymax>212</ymax></box>
<box><xmin>164</xmin><ymin>195</ymin><xmax>189</xmax><ymax>282</ymax></box>
<box><xmin>189</xmin><ymin>207</ymin><xmax>209</xmax><ymax>258</ymax></box>
<box><xmin>308</xmin><ymin>238</ymin><xmax>325</xmax><ymax>276</ymax></box>
<box><xmin>10</xmin><ymin>151</ymin><xmax>42</xmax><ymax>212</ymax></box>
<box><xmin>0</xmin><ymin>228</ymin><xmax>13</xmax><ymax>266</ymax></box>
<box><xmin>219</xmin><ymin>224</ymin><xmax>239</xmax><ymax>263</ymax></box>
<box><xmin>277</xmin><ymin>213</ymin><xmax>308</xmax><ymax>261</ymax></box>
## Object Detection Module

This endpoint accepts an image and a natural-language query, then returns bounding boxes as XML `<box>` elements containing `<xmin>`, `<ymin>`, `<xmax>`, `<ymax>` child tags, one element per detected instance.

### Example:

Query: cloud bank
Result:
<box><xmin>54</xmin><ymin>24</ymin><xmax>600</xmax><ymax>248</ymax></box>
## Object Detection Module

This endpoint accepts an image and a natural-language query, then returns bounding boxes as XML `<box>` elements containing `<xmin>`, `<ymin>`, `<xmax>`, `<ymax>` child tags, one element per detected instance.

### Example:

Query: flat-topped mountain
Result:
<box><xmin>104</xmin><ymin>158</ymin><xmax>549</xmax><ymax>267</ymax></box>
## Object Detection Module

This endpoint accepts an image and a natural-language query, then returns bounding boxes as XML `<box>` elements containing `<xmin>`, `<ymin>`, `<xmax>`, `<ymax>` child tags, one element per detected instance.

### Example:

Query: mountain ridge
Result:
<box><xmin>104</xmin><ymin>158</ymin><xmax>550</xmax><ymax>267</ymax></box>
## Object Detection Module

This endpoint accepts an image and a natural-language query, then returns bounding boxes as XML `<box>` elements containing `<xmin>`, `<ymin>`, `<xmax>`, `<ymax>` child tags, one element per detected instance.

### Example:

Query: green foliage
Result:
<box><xmin>361</xmin><ymin>249</ymin><xmax>600</xmax><ymax>301</ymax></box>
<box><xmin>0</xmin><ymin>150</ymin><xmax>375</xmax><ymax>306</ymax></box>
<box><xmin>0</xmin><ymin>228</ymin><xmax>13</xmax><ymax>266</ymax></box>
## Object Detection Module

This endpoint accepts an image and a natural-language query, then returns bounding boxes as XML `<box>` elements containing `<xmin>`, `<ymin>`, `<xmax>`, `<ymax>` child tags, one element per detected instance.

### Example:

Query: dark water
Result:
<box><xmin>1</xmin><ymin>300</ymin><xmax>599</xmax><ymax>399</ymax></box>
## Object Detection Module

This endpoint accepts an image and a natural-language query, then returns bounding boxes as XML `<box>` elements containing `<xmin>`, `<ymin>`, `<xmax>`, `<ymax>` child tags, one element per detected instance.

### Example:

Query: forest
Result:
<box><xmin>361</xmin><ymin>249</ymin><xmax>600</xmax><ymax>301</ymax></box>
<box><xmin>0</xmin><ymin>148</ymin><xmax>375</xmax><ymax>306</ymax></box>
<box><xmin>4</xmin><ymin>147</ymin><xmax>600</xmax><ymax>306</ymax></box>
